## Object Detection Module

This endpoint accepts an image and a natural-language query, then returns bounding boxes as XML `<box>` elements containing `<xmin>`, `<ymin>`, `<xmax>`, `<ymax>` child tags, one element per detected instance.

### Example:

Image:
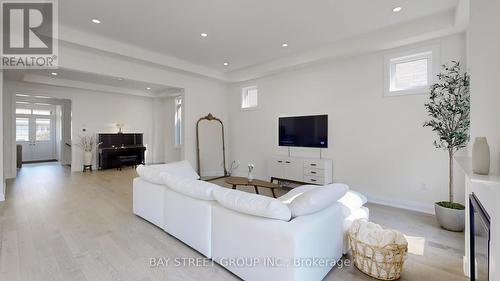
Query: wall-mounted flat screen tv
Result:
<box><xmin>278</xmin><ymin>115</ymin><xmax>328</xmax><ymax>148</ymax></box>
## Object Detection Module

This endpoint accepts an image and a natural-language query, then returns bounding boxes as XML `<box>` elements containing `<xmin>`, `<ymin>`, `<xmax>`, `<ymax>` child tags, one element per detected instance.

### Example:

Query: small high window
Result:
<box><xmin>384</xmin><ymin>46</ymin><xmax>439</xmax><ymax>96</ymax></box>
<box><xmin>241</xmin><ymin>86</ymin><xmax>258</xmax><ymax>109</ymax></box>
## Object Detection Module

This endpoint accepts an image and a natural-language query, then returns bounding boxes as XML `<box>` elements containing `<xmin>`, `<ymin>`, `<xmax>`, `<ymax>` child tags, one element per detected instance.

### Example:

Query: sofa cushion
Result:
<box><xmin>278</xmin><ymin>185</ymin><xmax>318</xmax><ymax>204</ymax></box>
<box><xmin>338</xmin><ymin>190</ymin><xmax>368</xmax><ymax>214</ymax></box>
<box><xmin>136</xmin><ymin>165</ymin><xmax>165</xmax><ymax>185</ymax></box>
<box><xmin>153</xmin><ymin>160</ymin><xmax>200</xmax><ymax>179</ymax></box>
<box><xmin>213</xmin><ymin>188</ymin><xmax>291</xmax><ymax>221</ymax></box>
<box><xmin>136</xmin><ymin>160</ymin><xmax>199</xmax><ymax>184</ymax></box>
<box><xmin>289</xmin><ymin>183</ymin><xmax>349</xmax><ymax>218</ymax></box>
<box><xmin>162</xmin><ymin>173</ymin><xmax>218</xmax><ymax>201</ymax></box>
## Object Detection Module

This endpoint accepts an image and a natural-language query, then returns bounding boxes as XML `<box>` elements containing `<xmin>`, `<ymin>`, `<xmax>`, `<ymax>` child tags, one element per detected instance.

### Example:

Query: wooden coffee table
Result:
<box><xmin>225</xmin><ymin>176</ymin><xmax>281</xmax><ymax>198</ymax></box>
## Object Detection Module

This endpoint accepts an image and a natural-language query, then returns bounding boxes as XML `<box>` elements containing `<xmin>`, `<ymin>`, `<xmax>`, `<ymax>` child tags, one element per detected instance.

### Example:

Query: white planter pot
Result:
<box><xmin>434</xmin><ymin>203</ymin><xmax>465</xmax><ymax>232</ymax></box>
<box><xmin>83</xmin><ymin>151</ymin><xmax>92</xmax><ymax>166</ymax></box>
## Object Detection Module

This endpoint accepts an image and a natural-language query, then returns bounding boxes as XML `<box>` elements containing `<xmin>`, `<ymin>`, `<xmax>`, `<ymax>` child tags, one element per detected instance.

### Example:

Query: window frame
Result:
<box><xmin>384</xmin><ymin>45</ymin><xmax>440</xmax><ymax>97</ymax></box>
<box><xmin>174</xmin><ymin>96</ymin><xmax>183</xmax><ymax>147</ymax></box>
<box><xmin>241</xmin><ymin>86</ymin><xmax>259</xmax><ymax>110</ymax></box>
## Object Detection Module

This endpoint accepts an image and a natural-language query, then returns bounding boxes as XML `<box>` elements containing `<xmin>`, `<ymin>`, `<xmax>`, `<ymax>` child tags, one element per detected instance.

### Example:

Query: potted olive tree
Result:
<box><xmin>423</xmin><ymin>61</ymin><xmax>470</xmax><ymax>232</ymax></box>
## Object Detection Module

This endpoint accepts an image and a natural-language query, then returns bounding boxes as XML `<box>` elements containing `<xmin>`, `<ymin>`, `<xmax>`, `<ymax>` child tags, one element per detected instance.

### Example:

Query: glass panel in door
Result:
<box><xmin>35</xmin><ymin>119</ymin><xmax>51</xmax><ymax>141</ymax></box>
<box><xmin>31</xmin><ymin>118</ymin><xmax>55</xmax><ymax>161</ymax></box>
<box><xmin>16</xmin><ymin>117</ymin><xmax>33</xmax><ymax>162</ymax></box>
<box><xmin>16</xmin><ymin>118</ymin><xmax>30</xmax><ymax>141</ymax></box>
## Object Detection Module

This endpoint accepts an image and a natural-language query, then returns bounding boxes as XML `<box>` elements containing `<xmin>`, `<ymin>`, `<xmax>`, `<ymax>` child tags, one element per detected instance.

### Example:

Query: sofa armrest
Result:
<box><xmin>286</xmin><ymin>202</ymin><xmax>345</xmax><ymax>261</ymax></box>
<box><xmin>211</xmin><ymin>202</ymin><xmax>345</xmax><ymax>281</ymax></box>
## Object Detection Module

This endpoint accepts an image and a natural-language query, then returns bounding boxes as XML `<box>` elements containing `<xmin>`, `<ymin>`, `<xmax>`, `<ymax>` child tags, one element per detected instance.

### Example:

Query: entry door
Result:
<box><xmin>16</xmin><ymin>117</ymin><xmax>33</xmax><ymax>161</ymax></box>
<box><xmin>16</xmin><ymin>105</ymin><xmax>56</xmax><ymax>162</ymax></box>
<box><xmin>31</xmin><ymin>117</ymin><xmax>55</xmax><ymax>161</ymax></box>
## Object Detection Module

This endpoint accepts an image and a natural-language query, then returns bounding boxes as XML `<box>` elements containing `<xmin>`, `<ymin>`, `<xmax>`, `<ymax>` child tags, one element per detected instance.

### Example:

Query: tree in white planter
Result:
<box><xmin>423</xmin><ymin>61</ymin><xmax>470</xmax><ymax>231</ymax></box>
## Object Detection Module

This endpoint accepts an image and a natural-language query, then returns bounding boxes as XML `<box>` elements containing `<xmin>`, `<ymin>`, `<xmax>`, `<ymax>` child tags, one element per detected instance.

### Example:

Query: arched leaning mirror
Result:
<box><xmin>196</xmin><ymin>113</ymin><xmax>228</xmax><ymax>181</ymax></box>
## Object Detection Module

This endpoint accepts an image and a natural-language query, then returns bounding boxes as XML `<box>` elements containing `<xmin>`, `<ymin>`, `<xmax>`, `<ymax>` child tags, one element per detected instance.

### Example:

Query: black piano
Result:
<box><xmin>97</xmin><ymin>133</ymin><xmax>146</xmax><ymax>170</ymax></box>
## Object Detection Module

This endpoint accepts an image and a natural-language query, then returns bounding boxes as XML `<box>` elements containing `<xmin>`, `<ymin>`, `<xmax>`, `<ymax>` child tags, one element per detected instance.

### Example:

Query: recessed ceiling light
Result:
<box><xmin>91</xmin><ymin>19</ymin><xmax>101</xmax><ymax>24</ymax></box>
<box><xmin>392</xmin><ymin>6</ymin><xmax>402</xmax><ymax>13</ymax></box>
<box><xmin>16</xmin><ymin>94</ymin><xmax>30</xmax><ymax>97</ymax></box>
<box><xmin>281</xmin><ymin>43</ymin><xmax>289</xmax><ymax>48</ymax></box>
<box><xmin>201</xmin><ymin>33</ymin><xmax>208</xmax><ymax>37</ymax></box>
<box><xmin>223</xmin><ymin>62</ymin><xmax>229</xmax><ymax>66</ymax></box>
<box><xmin>117</xmin><ymin>77</ymin><xmax>124</xmax><ymax>81</ymax></box>
<box><xmin>51</xmin><ymin>72</ymin><xmax>58</xmax><ymax>76</ymax></box>
<box><xmin>146</xmin><ymin>87</ymin><xmax>152</xmax><ymax>90</ymax></box>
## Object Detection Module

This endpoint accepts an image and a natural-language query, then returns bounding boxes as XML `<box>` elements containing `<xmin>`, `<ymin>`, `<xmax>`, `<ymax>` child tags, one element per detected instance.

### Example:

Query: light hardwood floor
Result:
<box><xmin>0</xmin><ymin>164</ymin><xmax>467</xmax><ymax>281</ymax></box>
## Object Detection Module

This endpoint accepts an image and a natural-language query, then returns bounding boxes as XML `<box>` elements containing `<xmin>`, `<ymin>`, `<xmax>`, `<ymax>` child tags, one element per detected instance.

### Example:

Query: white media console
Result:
<box><xmin>268</xmin><ymin>156</ymin><xmax>333</xmax><ymax>185</ymax></box>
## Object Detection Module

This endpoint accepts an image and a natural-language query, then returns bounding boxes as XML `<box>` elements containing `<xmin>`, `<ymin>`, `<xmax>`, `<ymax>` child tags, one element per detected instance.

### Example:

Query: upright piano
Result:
<box><xmin>97</xmin><ymin>133</ymin><xmax>146</xmax><ymax>170</ymax></box>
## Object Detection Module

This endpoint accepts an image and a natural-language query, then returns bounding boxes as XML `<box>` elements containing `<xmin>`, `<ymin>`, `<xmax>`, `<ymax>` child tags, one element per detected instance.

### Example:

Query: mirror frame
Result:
<box><xmin>196</xmin><ymin>113</ymin><xmax>228</xmax><ymax>180</ymax></box>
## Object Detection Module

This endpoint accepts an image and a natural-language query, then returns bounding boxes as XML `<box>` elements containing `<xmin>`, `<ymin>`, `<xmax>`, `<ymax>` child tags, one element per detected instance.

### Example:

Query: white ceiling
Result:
<box><xmin>59</xmin><ymin>0</ymin><xmax>459</xmax><ymax>72</ymax></box>
<box><xmin>5</xmin><ymin>69</ymin><xmax>181</xmax><ymax>97</ymax></box>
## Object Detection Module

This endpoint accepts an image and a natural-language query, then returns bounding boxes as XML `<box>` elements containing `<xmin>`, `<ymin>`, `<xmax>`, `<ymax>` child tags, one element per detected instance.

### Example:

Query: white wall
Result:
<box><xmin>0</xmin><ymin>70</ymin><xmax>4</xmax><ymax>201</ymax></box>
<box><xmin>469</xmin><ymin>0</ymin><xmax>500</xmax><ymax>174</ymax></box>
<box><xmin>228</xmin><ymin>34</ymin><xmax>466</xmax><ymax>213</ymax></box>
<box><xmin>3</xmin><ymin>81</ymin><xmax>156</xmax><ymax>175</ymax></box>
<box><xmin>151</xmin><ymin>96</ymin><xmax>181</xmax><ymax>164</ymax></box>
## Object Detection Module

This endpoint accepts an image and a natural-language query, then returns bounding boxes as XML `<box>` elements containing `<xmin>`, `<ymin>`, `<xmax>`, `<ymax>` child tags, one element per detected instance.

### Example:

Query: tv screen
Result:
<box><xmin>279</xmin><ymin>115</ymin><xmax>328</xmax><ymax>148</ymax></box>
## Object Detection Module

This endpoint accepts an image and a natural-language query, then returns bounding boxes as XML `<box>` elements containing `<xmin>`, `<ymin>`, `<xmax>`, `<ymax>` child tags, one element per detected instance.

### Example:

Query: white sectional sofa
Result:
<box><xmin>133</xmin><ymin>161</ymin><xmax>369</xmax><ymax>281</ymax></box>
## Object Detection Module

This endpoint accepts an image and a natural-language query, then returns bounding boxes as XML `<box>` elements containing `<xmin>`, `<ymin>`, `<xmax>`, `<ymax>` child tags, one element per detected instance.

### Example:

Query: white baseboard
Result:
<box><xmin>226</xmin><ymin>172</ymin><xmax>435</xmax><ymax>215</ymax></box>
<box><xmin>229</xmin><ymin>171</ymin><xmax>266</xmax><ymax>180</ymax></box>
<box><xmin>463</xmin><ymin>256</ymin><xmax>470</xmax><ymax>277</ymax></box>
<box><xmin>365</xmin><ymin>192</ymin><xmax>435</xmax><ymax>215</ymax></box>
<box><xmin>201</xmin><ymin>171</ymin><xmax>226</xmax><ymax>177</ymax></box>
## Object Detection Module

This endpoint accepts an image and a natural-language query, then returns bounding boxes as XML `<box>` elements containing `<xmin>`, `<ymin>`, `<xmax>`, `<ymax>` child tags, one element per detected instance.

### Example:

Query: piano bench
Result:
<box><xmin>117</xmin><ymin>155</ymin><xmax>138</xmax><ymax>171</ymax></box>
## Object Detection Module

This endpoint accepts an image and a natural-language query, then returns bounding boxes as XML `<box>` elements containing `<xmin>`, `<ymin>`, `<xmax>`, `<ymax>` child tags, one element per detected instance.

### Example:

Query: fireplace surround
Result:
<box><xmin>456</xmin><ymin>156</ymin><xmax>499</xmax><ymax>280</ymax></box>
<box><xmin>469</xmin><ymin>193</ymin><xmax>491</xmax><ymax>281</ymax></box>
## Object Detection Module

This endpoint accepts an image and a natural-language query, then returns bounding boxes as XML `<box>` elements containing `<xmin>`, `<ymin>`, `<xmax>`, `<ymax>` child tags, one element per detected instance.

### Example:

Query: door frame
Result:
<box><xmin>15</xmin><ymin>103</ymin><xmax>57</xmax><ymax>163</ymax></box>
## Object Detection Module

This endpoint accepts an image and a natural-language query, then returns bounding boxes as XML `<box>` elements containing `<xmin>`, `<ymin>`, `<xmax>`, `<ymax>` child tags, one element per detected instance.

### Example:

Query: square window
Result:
<box><xmin>393</xmin><ymin>58</ymin><xmax>428</xmax><ymax>91</ymax></box>
<box><xmin>384</xmin><ymin>46</ymin><xmax>439</xmax><ymax>96</ymax></box>
<box><xmin>241</xmin><ymin>86</ymin><xmax>258</xmax><ymax>109</ymax></box>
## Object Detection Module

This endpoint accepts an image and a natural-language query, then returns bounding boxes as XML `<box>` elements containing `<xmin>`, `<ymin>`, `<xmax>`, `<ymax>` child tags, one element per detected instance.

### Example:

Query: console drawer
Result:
<box><xmin>304</xmin><ymin>159</ymin><xmax>325</xmax><ymax>169</ymax></box>
<box><xmin>304</xmin><ymin>168</ymin><xmax>324</xmax><ymax>177</ymax></box>
<box><xmin>303</xmin><ymin>176</ymin><xmax>324</xmax><ymax>185</ymax></box>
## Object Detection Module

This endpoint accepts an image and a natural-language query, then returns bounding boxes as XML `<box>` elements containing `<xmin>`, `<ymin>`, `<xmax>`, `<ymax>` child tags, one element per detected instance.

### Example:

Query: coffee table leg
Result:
<box><xmin>271</xmin><ymin>188</ymin><xmax>276</xmax><ymax>198</ymax></box>
<box><xmin>254</xmin><ymin>186</ymin><xmax>259</xmax><ymax>194</ymax></box>
<box><xmin>232</xmin><ymin>184</ymin><xmax>236</xmax><ymax>190</ymax></box>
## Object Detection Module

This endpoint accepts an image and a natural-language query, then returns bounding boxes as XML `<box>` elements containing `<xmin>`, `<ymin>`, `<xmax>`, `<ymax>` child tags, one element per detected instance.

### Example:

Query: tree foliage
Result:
<box><xmin>423</xmin><ymin>61</ymin><xmax>470</xmax><ymax>152</ymax></box>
